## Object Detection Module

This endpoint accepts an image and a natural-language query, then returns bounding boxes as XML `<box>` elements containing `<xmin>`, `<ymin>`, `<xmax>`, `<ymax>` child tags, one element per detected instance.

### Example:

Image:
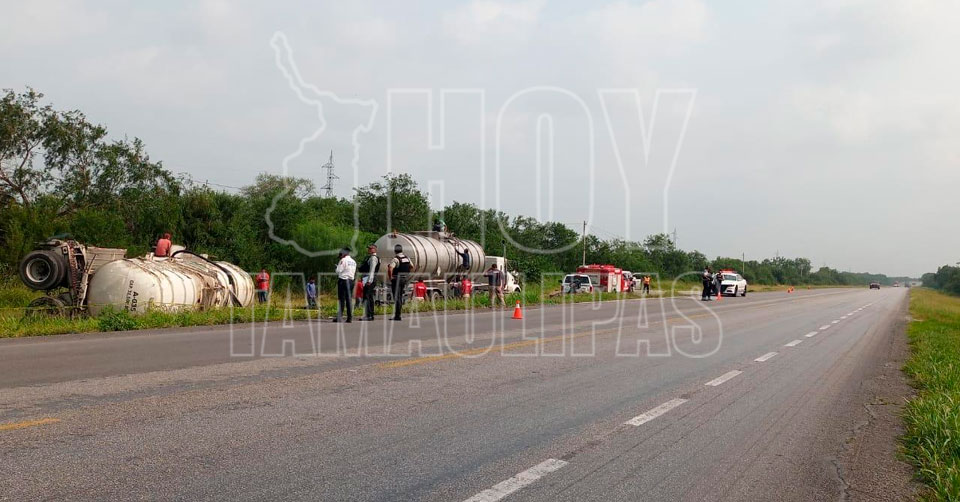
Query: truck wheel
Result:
<box><xmin>25</xmin><ymin>295</ymin><xmax>67</xmax><ymax>318</ymax></box>
<box><xmin>741</xmin><ymin>287</ymin><xmax>747</xmax><ymax>297</ymax></box>
<box><xmin>19</xmin><ymin>249</ymin><xmax>67</xmax><ymax>290</ymax></box>
<box><xmin>431</xmin><ymin>291</ymin><xmax>442</xmax><ymax>303</ymax></box>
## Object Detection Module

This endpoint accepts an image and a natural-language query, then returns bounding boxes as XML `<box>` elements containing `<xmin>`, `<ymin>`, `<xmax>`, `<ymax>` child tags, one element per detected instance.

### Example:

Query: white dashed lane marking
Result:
<box><xmin>820</xmin><ymin>325</ymin><xmax>831</xmax><ymax>331</ymax></box>
<box><xmin>705</xmin><ymin>370</ymin><xmax>742</xmax><ymax>387</ymax></box>
<box><xmin>785</xmin><ymin>339</ymin><xmax>803</xmax><ymax>347</ymax></box>
<box><xmin>805</xmin><ymin>331</ymin><xmax>819</xmax><ymax>338</ymax></box>
<box><xmin>463</xmin><ymin>459</ymin><xmax>569</xmax><ymax>502</ymax></box>
<box><xmin>624</xmin><ymin>398</ymin><xmax>688</xmax><ymax>426</ymax></box>
<box><xmin>754</xmin><ymin>352</ymin><xmax>778</xmax><ymax>362</ymax></box>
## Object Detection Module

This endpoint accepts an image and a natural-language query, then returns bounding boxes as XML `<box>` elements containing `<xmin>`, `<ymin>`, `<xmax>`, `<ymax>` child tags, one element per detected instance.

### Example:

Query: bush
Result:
<box><xmin>97</xmin><ymin>307</ymin><xmax>138</xmax><ymax>331</ymax></box>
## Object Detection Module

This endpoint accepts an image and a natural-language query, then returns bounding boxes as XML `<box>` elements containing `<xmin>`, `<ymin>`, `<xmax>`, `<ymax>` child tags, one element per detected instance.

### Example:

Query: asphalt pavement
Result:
<box><xmin>0</xmin><ymin>287</ymin><xmax>914</xmax><ymax>501</ymax></box>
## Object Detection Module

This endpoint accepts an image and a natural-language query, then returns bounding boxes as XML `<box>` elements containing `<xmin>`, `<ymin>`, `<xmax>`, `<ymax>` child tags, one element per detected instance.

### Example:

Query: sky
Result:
<box><xmin>2</xmin><ymin>0</ymin><xmax>957</xmax><ymax>277</ymax></box>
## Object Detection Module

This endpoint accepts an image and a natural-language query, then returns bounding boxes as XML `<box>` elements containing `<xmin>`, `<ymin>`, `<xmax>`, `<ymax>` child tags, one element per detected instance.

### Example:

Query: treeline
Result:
<box><xmin>1</xmin><ymin>88</ymin><xmax>905</xmax><ymax>287</ymax></box>
<box><xmin>922</xmin><ymin>266</ymin><xmax>960</xmax><ymax>296</ymax></box>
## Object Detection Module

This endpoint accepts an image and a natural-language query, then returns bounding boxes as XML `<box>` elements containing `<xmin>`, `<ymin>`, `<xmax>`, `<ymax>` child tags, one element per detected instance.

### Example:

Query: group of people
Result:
<box><xmin>161</xmin><ymin>227</ymin><xmax>506</xmax><ymax>318</ymax></box>
<box><xmin>331</xmin><ymin>243</ymin><xmax>409</xmax><ymax>323</ymax></box>
<box><xmin>700</xmin><ymin>267</ymin><xmax>725</xmax><ymax>301</ymax></box>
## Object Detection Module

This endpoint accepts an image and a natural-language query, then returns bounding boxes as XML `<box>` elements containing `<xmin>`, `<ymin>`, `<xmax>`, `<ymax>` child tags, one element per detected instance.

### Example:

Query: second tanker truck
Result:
<box><xmin>372</xmin><ymin>231</ymin><xmax>520</xmax><ymax>303</ymax></box>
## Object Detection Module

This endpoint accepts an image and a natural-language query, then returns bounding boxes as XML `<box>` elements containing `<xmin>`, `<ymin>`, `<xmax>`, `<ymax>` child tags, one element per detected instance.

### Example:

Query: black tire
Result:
<box><xmin>741</xmin><ymin>287</ymin><xmax>747</xmax><ymax>297</ymax></box>
<box><xmin>18</xmin><ymin>249</ymin><xmax>67</xmax><ymax>290</ymax></box>
<box><xmin>25</xmin><ymin>295</ymin><xmax>67</xmax><ymax>318</ymax></box>
<box><xmin>430</xmin><ymin>291</ymin><xmax>442</xmax><ymax>303</ymax></box>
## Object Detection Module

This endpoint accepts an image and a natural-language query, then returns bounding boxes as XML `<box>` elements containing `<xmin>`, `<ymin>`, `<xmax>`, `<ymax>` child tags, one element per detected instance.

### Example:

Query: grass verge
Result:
<box><xmin>903</xmin><ymin>288</ymin><xmax>960</xmax><ymax>500</ymax></box>
<box><xmin>0</xmin><ymin>278</ymin><xmax>846</xmax><ymax>339</ymax></box>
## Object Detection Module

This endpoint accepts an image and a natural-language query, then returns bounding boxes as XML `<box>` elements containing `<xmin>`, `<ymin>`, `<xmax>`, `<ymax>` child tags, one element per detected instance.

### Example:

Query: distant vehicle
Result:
<box><xmin>718</xmin><ymin>270</ymin><xmax>748</xmax><ymax>297</ymax></box>
<box><xmin>562</xmin><ymin>274</ymin><xmax>594</xmax><ymax>294</ymax></box>
<box><xmin>893</xmin><ymin>282</ymin><xmax>901</xmax><ymax>287</ymax></box>
<box><xmin>869</xmin><ymin>282</ymin><xmax>881</xmax><ymax>289</ymax></box>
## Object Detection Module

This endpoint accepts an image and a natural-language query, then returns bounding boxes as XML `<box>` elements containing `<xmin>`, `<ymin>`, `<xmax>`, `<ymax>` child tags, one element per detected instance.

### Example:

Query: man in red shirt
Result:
<box><xmin>155</xmin><ymin>233</ymin><xmax>172</xmax><ymax>257</ymax></box>
<box><xmin>413</xmin><ymin>279</ymin><xmax>427</xmax><ymax>300</ymax></box>
<box><xmin>255</xmin><ymin>268</ymin><xmax>270</xmax><ymax>303</ymax></box>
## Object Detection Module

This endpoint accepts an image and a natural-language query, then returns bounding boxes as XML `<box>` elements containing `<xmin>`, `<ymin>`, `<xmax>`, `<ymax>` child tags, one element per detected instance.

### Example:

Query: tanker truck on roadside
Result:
<box><xmin>372</xmin><ymin>231</ymin><xmax>520</xmax><ymax>304</ymax></box>
<box><xmin>18</xmin><ymin>238</ymin><xmax>254</xmax><ymax>316</ymax></box>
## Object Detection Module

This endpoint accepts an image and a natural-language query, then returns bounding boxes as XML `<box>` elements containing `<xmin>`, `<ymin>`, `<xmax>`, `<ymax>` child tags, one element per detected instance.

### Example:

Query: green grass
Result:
<box><xmin>0</xmin><ymin>278</ymin><xmax>831</xmax><ymax>339</ymax></box>
<box><xmin>903</xmin><ymin>288</ymin><xmax>960</xmax><ymax>500</ymax></box>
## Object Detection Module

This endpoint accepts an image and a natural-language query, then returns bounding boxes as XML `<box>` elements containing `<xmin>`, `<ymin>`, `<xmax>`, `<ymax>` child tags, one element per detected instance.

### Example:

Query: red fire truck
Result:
<box><xmin>576</xmin><ymin>264</ymin><xmax>625</xmax><ymax>292</ymax></box>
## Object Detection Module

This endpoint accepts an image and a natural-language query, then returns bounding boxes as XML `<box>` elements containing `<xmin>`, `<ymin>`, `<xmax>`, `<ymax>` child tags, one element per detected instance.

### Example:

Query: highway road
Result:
<box><xmin>0</xmin><ymin>287</ymin><xmax>914</xmax><ymax>501</ymax></box>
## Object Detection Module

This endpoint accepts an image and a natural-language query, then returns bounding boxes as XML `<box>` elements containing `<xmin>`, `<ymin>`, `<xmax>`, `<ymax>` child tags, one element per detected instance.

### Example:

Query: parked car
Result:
<box><xmin>718</xmin><ymin>270</ymin><xmax>748</xmax><ymax>297</ymax></box>
<box><xmin>869</xmin><ymin>282</ymin><xmax>881</xmax><ymax>289</ymax></box>
<box><xmin>562</xmin><ymin>274</ymin><xmax>594</xmax><ymax>294</ymax></box>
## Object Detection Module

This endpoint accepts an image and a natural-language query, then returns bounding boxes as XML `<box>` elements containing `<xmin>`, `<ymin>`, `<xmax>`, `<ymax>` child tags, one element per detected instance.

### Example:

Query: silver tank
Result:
<box><xmin>86</xmin><ymin>254</ymin><xmax>255</xmax><ymax>316</ymax></box>
<box><xmin>373</xmin><ymin>232</ymin><xmax>485</xmax><ymax>279</ymax></box>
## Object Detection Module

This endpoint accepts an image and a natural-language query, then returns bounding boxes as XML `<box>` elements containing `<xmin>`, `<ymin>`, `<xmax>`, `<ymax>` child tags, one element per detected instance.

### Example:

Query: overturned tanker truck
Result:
<box><xmin>18</xmin><ymin>239</ymin><xmax>255</xmax><ymax>316</ymax></box>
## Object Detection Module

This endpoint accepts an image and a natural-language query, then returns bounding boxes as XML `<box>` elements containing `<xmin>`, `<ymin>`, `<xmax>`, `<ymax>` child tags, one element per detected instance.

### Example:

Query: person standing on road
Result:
<box><xmin>154</xmin><ymin>233</ymin><xmax>173</xmax><ymax>257</ymax></box>
<box><xmin>643</xmin><ymin>275</ymin><xmax>651</xmax><ymax>294</ymax></box>
<box><xmin>701</xmin><ymin>267</ymin><xmax>712</xmax><ymax>301</ymax></box>
<box><xmin>485</xmin><ymin>263</ymin><xmax>505</xmax><ymax>307</ymax></box>
<box><xmin>334</xmin><ymin>248</ymin><xmax>356</xmax><ymax>323</ymax></box>
<box><xmin>357</xmin><ymin>244</ymin><xmax>380</xmax><ymax>321</ymax></box>
<box><xmin>255</xmin><ymin>268</ymin><xmax>270</xmax><ymax>304</ymax></box>
<box><xmin>714</xmin><ymin>271</ymin><xmax>723</xmax><ymax>298</ymax></box>
<box><xmin>388</xmin><ymin>245</ymin><xmax>412</xmax><ymax>321</ymax></box>
<box><xmin>306</xmin><ymin>278</ymin><xmax>317</xmax><ymax>309</ymax></box>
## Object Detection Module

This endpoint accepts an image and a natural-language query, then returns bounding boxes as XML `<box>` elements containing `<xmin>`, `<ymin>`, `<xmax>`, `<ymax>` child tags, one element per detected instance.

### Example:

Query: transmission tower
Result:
<box><xmin>320</xmin><ymin>150</ymin><xmax>338</xmax><ymax>197</ymax></box>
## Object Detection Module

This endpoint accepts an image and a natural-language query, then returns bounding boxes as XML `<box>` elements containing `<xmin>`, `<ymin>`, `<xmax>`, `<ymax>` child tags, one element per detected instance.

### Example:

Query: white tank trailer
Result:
<box><xmin>18</xmin><ymin>239</ymin><xmax>254</xmax><ymax>316</ymax></box>
<box><xmin>370</xmin><ymin>231</ymin><xmax>520</xmax><ymax>303</ymax></box>
<box><xmin>373</xmin><ymin>231</ymin><xmax>486</xmax><ymax>279</ymax></box>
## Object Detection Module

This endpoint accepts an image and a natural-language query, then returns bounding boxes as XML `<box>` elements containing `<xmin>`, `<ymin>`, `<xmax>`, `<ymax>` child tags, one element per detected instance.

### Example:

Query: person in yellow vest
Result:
<box><xmin>642</xmin><ymin>275</ymin><xmax>651</xmax><ymax>294</ymax></box>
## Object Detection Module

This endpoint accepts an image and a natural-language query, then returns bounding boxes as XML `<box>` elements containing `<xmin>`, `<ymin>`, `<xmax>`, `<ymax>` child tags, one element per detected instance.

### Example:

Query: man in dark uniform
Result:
<box><xmin>701</xmin><ymin>267</ymin><xmax>712</xmax><ymax>301</ymax></box>
<box><xmin>357</xmin><ymin>244</ymin><xmax>380</xmax><ymax>321</ymax></box>
<box><xmin>388</xmin><ymin>244</ymin><xmax>412</xmax><ymax>321</ymax></box>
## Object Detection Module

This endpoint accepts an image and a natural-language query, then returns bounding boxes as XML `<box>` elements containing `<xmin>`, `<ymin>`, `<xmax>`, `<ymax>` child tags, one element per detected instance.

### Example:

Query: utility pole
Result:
<box><xmin>672</xmin><ymin>228</ymin><xmax>678</xmax><ymax>247</ymax></box>
<box><xmin>320</xmin><ymin>150</ymin><xmax>337</xmax><ymax>198</ymax></box>
<box><xmin>742</xmin><ymin>252</ymin><xmax>745</xmax><ymax>276</ymax></box>
<box><xmin>582</xmin><ymin>221</ymin><xmax>587</xmax><ymax>266</ymax></box>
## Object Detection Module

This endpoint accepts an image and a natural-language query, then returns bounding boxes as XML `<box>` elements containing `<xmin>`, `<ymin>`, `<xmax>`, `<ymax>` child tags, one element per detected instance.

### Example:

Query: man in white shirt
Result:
<box><xmin>334</xmin><ymin>247</ymin><xmax>357</xmax><ymax>322</ymax></box>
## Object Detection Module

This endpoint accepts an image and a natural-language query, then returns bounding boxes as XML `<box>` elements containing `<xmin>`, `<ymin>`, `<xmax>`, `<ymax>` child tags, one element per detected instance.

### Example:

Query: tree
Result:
<box><xmin>354</xmin><ymin>173</ymin><xmax>430</xmax><ymax>234</ymax></box>
<box><xmin>0</xmin><ymin>88</ymin><xmax>53</xmax><ymax>207</ymax></box>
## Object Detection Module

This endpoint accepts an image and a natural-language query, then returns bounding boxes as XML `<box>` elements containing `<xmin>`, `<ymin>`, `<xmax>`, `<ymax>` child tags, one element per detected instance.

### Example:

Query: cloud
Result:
<box><xmin>442</xmin><ymin>0</ymin><xmax>546</xmax><ymax>45</ymax></box>
<box><xmin>581</xmin><ymin>0</ymin><xmax>707</xmax><ymax>49</ymax></box>
<box><xmin>0</xmin><ymin>0</ymin><xmax>108</xmax><ymax>49</ymax></box>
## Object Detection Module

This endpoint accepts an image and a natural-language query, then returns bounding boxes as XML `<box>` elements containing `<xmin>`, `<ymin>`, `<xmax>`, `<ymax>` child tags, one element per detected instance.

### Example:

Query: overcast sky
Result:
<box><xmin>3</xmin><ymin>0</ymin><xmax>957</xmax><ymax>277</ymax></box>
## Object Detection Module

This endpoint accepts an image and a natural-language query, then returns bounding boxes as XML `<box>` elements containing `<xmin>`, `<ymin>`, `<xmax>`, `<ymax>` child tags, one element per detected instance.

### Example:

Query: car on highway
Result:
<box><xmin>719</xmin><ymin>270</ymin><xmax>748</xmax><ymax>297</ymax></box>
<box><xmin>562</xmin><ymin>274</ymin><xmax>594</xmax><ymax>294</ymax></box>
<box><xmin>870</xmin><ymin>282</ymin><xmax>881</xmax><ymax>289</ymax></box>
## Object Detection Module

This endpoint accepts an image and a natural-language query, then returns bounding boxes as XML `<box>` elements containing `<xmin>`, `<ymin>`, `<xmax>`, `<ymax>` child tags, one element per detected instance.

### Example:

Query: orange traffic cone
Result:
<box><xmin>512</xmin><ymin>300</ymin><xmax>523</xmax><ymax>319</ymax></box>
<box><xmin>716</xmin><ymin>286</ymin><xmax>722</xmax><ymax>301</ymax></box>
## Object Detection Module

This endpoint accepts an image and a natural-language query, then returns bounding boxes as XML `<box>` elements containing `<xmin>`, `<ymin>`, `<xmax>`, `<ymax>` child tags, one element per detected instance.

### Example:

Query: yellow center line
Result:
<box><xmin>0</xmin><ymin>417</ymin><xmax>60</xmax><ymax>432</ymax></box>
<box><xmin>380</xmin><ymin>313</ymin><xmax>718</xmax><ymax>369</ymax></box>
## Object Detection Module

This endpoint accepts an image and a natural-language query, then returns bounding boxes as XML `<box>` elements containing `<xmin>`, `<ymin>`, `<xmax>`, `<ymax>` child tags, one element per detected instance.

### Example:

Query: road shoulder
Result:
<box><xmin>838</xmin><ymin>292</ymin><xmax>919</xmax><ymax>501</ymax></box>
